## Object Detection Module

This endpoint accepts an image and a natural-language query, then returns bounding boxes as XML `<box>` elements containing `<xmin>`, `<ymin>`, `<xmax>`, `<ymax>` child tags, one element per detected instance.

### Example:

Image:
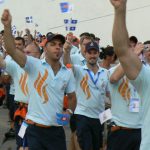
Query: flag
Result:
<box><xmin>12</xmin><ymin>25</ymin><xmax>17</xmax><ymax>36</ymax></box>
<box><xmin>35</xmin><ymin>23</ymin><xmax>38</xmax><ymax>27</ymax></box>
<box><xmin>64</xmin><ymin>19</ymin><xmax>69</xmax><ymax>24</ymax></box>
<box><xmin>64</xmin><ymin>19</ymin><xmax>78</xmax><ymax>31</ymax></box>
<box><xmin>0</xmin><ymin>0</ymin><xmax>4</xmax><ymax>4</ymax></box>
<box><xmin>60</xmin><ymin>2</ymin><xmax>73</xmax><ymax>13</ymax></box>
<box><xmin>56</xmin><ymin>113</ymin><xmax>70</xmax><ymax>126</ymax></box>
<box><xmin>69</xmin><ymin>26</ymin><xmax>76</xmax><ymax>31</ymax></box>
<box><xmin>36</xmin><ymin>32</ymin><xmax>42</xmax><ymax>38</ymax></box>
<box><xmin>25</xmin><ymin>16</ymin><xmax>33</xmax><ymax>23</ymax></box>
<box><xmin>71</xmin><ymin>19</ymin><xmax>78</xmax><ymax>24</ymax></box>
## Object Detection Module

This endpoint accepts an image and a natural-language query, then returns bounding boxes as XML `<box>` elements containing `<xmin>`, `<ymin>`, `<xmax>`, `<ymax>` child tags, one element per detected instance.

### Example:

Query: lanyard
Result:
<box><xmin>87</xmin><ymin>70</ymin><xmax>103</xmax><ymax>86</ymax></box>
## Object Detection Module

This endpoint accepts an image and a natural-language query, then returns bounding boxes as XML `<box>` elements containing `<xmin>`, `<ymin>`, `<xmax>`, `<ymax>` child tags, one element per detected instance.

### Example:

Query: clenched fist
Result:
<box><xmin>110</xmin><ymin>0</ymin><xmax>127</xmax><ymax>10</ymax></box>
<box><xmin>1</xmin><ymin>9</ymin><xmax>12</xmax><ymax>27</ymax></box>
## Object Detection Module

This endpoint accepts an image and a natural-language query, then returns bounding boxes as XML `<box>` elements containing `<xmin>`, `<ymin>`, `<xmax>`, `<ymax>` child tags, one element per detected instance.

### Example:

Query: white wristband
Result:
<box><xmin>66</xmin><ymin>109</ymin><xmax>73</xmax><ymax>114</ymax></box>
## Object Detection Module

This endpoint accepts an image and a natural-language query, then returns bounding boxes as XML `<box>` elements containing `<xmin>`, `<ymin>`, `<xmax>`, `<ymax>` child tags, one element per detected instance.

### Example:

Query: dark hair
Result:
<box><xmin>100</xmin><ymin>46</ymin><xmax>115</xmax><ymax>59</ymax></box>
<box><xmin>72</xmin><ymin>37</ymin><xmax>79</xmax><ymax>43</ymax></box>
<box><xmin>90</xmin><ymin>33</ymin><xmax>96</xmax><ymax>40</ymax></box>
<box><xmin>15</xmin><ymin>37</ymin><xmax>25</xmax><ymax>46</ymax></box>
<box><xmin>32</xmin><ymin>41</ymin><xmax>43</xmax><ymax>54</ymax></box>
<box><xmin>80</xmin><ymin>32</ymin><xmax>91</xmax><ymax>38</ymax></box>
<box><xmin>80</xmin><ymin>36</ymin><xmax>92</xmax><ymax>45</ymax></box>
<box><xmin>144</xmin><ymin>40</ymin><xmax>150</xmax><ymax>44</ymax></box>
<box><xmin>0</xmin><ymin>30</ymin><xmax>4</xmax><ymax>35</ymax></box>
<box><xmin>95</xmin><ymin>37</ymin><xmax>100</xmax><ymax>41</ymax></box>
<box><xmin>129</xmin><ymin>36</ymin><xmax>138</xmax><ymax>44</ymax></box>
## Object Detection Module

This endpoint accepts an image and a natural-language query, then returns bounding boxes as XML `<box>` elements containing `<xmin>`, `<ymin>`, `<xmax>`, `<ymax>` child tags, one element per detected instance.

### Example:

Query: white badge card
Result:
<box><xmin>99</xmin><ymin>109</ymin><xmax>112</xmax><ymax>124</ymax></box>
<box><xmin>129</xmin><ymin>98</ymin><xmax>139</xmax><ymax>112</ymax></box>
<box><xmin>18</xmin><ymin>121</ymin><xmax>28</xmax><ymax>138</ymax></box>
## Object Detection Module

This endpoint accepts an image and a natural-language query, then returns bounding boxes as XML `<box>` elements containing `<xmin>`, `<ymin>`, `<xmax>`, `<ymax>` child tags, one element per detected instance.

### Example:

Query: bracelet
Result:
<box><xmin>66</xmin><ymin>109</ymin><xmax>73</xmax><ymax>114</ymax></box>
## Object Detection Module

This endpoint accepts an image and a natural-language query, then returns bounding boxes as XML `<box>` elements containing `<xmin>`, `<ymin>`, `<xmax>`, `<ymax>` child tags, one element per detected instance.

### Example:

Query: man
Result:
<box><xmin>129</xmin><ymin>36</ymin><xmax>138</xmax><ymax>49</ymax></box>
<box><xmin>110</xmin><ymin>0</ymin><xmax>150</xmax><ymax>149</ymax></box>
<box><xmin>64</xmin><ymin>34</ymin><xmax>93</xmax><ymax>150</ymax></box>
<box><xmin>142</xmin><ymin>41</ymin><xmax>150</xmax><ymax>66</ymax></box>
<box><xmin>107</xmin><ymin>63</ymin><xmax>142</xmax><ymax>150</ymax></box>
<box><xmin>64</xmin><ymin>35</ymin><xmax>92</xmax><ymax>66</ymax></box>
<box><xmin>1</xmin><ymin>9</ymin><xmax>76</xmax><ymax>150</ymax></box>
<box><xmin>64</xmin><ymin>41</ymin><xmax>109</xmax><ymax>150</ymax></box>
<box><xmin>0</xmin><ymin>38</ymin><xmax>41</xmax><ymax>149</ymax></box>
<box><xmin>4</xmin><ymin>36</ymin><xmax>25</xmax><ymax>140</ymax></box>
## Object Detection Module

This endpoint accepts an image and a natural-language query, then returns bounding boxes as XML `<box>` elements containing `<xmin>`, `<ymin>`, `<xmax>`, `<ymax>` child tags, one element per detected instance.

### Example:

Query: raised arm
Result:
<box><xmin>1</xmin><ymin>9</ymin><xmax>26</xmax><ymax>67</ymax></box>
<box><xmin>110</xmin><ymin>65</ymin><xmax>124</xmax><ymax>84</ymax></box>
<box><xmin>110</xmin><ymin>0</ymin><xmax>142</xmax><ymax>80</ymax></box>
<box><xmin>0</xmin><ymin>55</ymin><xmax>6</xmax><ymax>68</ymax></box>
<box><xmin>63</xmin><ymin>34</ymin><xmax>73</xmax><ymax>65</ymax></box>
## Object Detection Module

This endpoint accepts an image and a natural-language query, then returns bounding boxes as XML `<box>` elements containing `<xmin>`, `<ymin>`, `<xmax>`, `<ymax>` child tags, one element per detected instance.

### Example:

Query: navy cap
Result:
<box><xmin>45</xmin><ymin>32</ymin><xmax>66</xmax><ymax>45</ymax></box>
<box><xmin>85</xmin><ymin>41</ymin><xmax>99</xmax><ymax>52</ymax></box>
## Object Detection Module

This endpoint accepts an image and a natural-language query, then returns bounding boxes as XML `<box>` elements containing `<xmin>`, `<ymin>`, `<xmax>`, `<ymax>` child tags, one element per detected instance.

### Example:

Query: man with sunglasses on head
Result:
<box><xmin>1</xmin><ymin>9</ymin><xmax>76</xmax><ymax>150</ymax></box>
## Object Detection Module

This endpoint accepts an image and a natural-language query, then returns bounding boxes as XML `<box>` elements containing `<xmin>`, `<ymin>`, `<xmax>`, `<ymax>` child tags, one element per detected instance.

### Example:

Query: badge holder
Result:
<box><xmin>56</xmin><ymin>113</ymin><xmax>70</xmax><ymax>126</ymax></box>
<box><xmin>129</xmin><ymin>98</ymin><xmax>139</xmax><ymax>113</ymax></box>
<box><xmin>18</xmin><ymin>121</ymin><xmax>28</xmax><ymax>138</ymax></box>
<box><xmin>99</xmin><ymin>109</ymin><xmax>112</xmax><ymax>124</ymax></box>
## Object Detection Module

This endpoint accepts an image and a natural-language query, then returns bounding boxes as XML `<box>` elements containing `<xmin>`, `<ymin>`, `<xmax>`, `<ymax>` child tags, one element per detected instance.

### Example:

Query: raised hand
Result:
<box><xmin>110</xmin><ymin>0</ymin><xmax>127</xmax><ymax>10</ymax></box>
<box><xmin>25</xmin><ymin>28</ymin><xmax>30</xmax><ymax>35</ymax></box>
<box><xmin>63</xmin><ymin>34</ymin><xmax>73</xmax><ymax>53</ymax></box>
<box><xmin>133</xmin><ymin>43</ymin><xmax>144</xmax><ymax>56</ymax></box>
<box><xmin>1</xmin><ymin>9</ymin><xmax>12</xmax><ymax>27</ymax></box>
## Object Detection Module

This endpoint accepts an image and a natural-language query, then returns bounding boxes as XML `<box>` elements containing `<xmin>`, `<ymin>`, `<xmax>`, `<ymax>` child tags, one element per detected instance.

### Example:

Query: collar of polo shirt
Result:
<box><xmin>41</xmin><ymin>58</ymin><xmax>68</xmax><ymax>69</ymax></box>
<box><xmin>82</xmin><ymin>64</ymin><xmax>105</xmax><ymax>73</ymax></box>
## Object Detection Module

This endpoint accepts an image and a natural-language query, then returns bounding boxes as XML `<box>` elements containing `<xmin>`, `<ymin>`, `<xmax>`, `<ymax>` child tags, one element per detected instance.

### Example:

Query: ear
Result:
<box><xmin>43</xmin><ymin>46</ymin><xmax>47</xmax><ymax>53</ymax></box>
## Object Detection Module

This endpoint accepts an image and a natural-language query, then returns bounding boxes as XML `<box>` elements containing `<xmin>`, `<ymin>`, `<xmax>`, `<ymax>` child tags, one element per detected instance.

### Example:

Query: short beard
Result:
<box><xmin>89</xmin><ymin>62</ymin><xmax>96</xmax><ymax>66</ymax></box>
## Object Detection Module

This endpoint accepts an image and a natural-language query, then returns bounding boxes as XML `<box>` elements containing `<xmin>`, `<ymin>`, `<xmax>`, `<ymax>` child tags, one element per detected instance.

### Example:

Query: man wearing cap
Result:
<box><xmin>64</xmin><ymin>34</ymin><xmax>92</xmax><ymax>66</ymax></box>
<box><xmin>1</xmin><ymin>9</ymin><xmax>76</xmax><ymax>150</ymax></box>
<box><xmin>64</xmin><ymin>41</ymin><xmax>109</xmax><ymax>150</ymax></box>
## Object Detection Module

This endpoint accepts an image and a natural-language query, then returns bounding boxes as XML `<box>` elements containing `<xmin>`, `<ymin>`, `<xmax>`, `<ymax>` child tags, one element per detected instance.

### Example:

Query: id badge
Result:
<box><xmin>129</xmin><ymin>98</ymin><xmax>139</xmax><ymax>112</ymax></box>
<box><xmin>18</xmin><ymin>121</ymin><xmax>28</xmax><ymax>138</ymax></box>
<box><xmin>99</xmin><ymin>109</ymin><xmax>112</xmax><ymax>124</ymax></box>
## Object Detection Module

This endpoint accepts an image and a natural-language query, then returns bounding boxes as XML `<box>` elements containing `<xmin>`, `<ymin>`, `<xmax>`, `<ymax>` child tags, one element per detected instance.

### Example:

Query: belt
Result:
<box><xmin>26</xmin><ymin>119</ymin><xmax>51</xmax><ymax>128</ymax></box>
<box><xmin>111</xmin><ymin>126</ymin><xmax>134</xmax><ymax>132</ymax></box>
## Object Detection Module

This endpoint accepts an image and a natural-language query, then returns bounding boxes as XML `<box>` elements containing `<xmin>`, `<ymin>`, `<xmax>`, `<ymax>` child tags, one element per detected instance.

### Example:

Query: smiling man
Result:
<box><xmin>64</xmin><ymin>41</ymin><xmax>109</xmax><ymax>150</ymax></box>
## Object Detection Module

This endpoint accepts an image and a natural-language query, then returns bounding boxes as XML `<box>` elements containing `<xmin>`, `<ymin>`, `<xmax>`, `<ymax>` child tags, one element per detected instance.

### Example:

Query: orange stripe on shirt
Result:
<box><xmin>21</xmin><ymin>73</ymin><xmax>28</xmax><ymax>96</ymax></box>
<box><xmin>42</xmin><ymin>84</ymin><xmax>48</xmax><ymax>103</ymax></box>
<box><xmin>36</xmin><ymin>69</ymin><xmax>48</xmax><ymax>97</ymax></box>
<box><xmin>34</xmin><ymin>72</ymin><xmax>41</xmax><ymax>88</ymax></box>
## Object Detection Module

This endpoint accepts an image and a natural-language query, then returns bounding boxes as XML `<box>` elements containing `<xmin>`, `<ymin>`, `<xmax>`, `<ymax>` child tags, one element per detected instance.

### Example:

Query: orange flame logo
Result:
<box><xmin>80</xmin><ymin>74</ymin><xmax>91</xmax><ymax>99</ymax></box>
<box><xmin>19</xmin><ymin>72</ymin><xmax>29</xmax><ymax>96</ymax></box>
<box><xmin>34</xmin><ymin>69</ymin><xmax>49</xmax><ymax>103</ymax></box>
<box><xmin>118</xmin><ymin>78</ymin><xmax>131</xmax><ymax>100</ymax></box>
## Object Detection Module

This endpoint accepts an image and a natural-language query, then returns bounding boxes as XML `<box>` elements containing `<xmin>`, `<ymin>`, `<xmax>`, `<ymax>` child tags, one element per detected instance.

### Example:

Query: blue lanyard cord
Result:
<box><xmin>87</xmin><ymin>70</ymin><xmax>103</xmax><ymax>86</ymax></box>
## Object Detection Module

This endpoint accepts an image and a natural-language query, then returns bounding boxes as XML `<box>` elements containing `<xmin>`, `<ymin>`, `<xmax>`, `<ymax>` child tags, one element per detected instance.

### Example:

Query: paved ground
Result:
<box><xmin>0</xmin><ymin>106</ymin><xmax>71</xmax><ymax>150</ymax></box>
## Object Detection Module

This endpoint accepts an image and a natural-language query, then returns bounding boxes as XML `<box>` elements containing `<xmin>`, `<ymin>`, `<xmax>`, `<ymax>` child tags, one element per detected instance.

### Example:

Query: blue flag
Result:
<box><xmin>71</xmin><ymin>19</ymin><xmax>78</xmax><ymax>24</ymax></box>
<box><xmin>0</xmin><ymin>0</ymin><xmax>4</xmax><ymax>4</ymax></box>
<box><xmin>64</xmin><ymin>19</ymin><xmax>69</xmax><ymax>24</ymax></box>
<box><xmin>56</xmin><ymin>113</ymin><xmax>70</xmax><ymax>126</ymax></box>
<box><xmin>64</xmin><ymin>19</ymin><xmax>78</xmax><ymax>31</ymax></box>
<box><xmin>25</xmin><ymin>16</ymin><xmax>33</xmax><ymax>23</ymax></box>
<box><xmin>69</xmin><ymin>26</ymin><xmax>76</xmax><ymax>31</ymax></box>
<box><xmin>12</xmin><ymin>25</ymin><xmax>17</xmax><ymax>36</ymax></box>
<box><xmin>60</xmin><ymin>2</ymin><xmax>73</xmax><ymax>13</ymax></box>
